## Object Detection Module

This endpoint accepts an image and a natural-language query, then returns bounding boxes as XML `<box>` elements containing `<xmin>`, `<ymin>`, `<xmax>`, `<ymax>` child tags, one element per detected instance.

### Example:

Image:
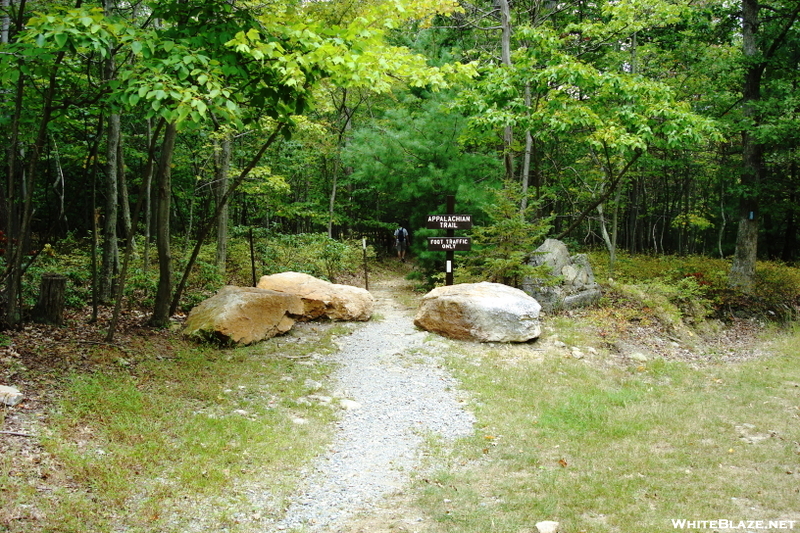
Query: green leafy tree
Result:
<box><xmin>458</xmin><ymin>182</ymin><xmax>552</xmax><ymax>286</ymax></box>
<box><xmin>342</xmin><ymin>92</ymin><xmax>502</xmax><ymax>244</ymax></box>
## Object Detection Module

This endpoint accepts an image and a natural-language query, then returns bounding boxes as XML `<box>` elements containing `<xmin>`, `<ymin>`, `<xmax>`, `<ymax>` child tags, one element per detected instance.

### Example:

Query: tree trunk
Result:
<box><xmin>32</xmin><ymin>274</ymin><xmax>66</xmax><ymax>326</ymax></box>
<box><xmin>149</xmin><ymin>122</ymin><xmax>178</xmax><ymax>327</ymax></box>
<box><xmin>168</xmin><ymin>122</ymin><xmax>288</xmax><ymax>317</ymax></box>
<box><xmin>498</xmin><ymin>0</ymin><xmax>514</xmax><ymax>180</ymax></box>
<box><xmin>782</xmin><ymin>166</ymin><xmax>797</xmax><ymax>262</ymax></box>
<box><xmin>143</xmin><ymin>118</ymin><xmax>154</xmax><ymax>274</ymax></box>
<box><xmin>214</xmin><ymin>134</ymin><xmax>231</xmax><ymax>274</ymax></box>
<box><xmin>99</xmin><ymin>0</ymin><xmax>120</xmax><ymax>302</ymax></box>
<box><xmin>118</xmin><ymin>135</ymin><xmax>134</xmax><ymax>249</ymax></box>
<box><xmin>5</xmin><ymin>48</ymin><xmax>65</xmax><ymax>327</ymax></box>
<box><xmin>729</xmin><ymin>0</ymin><xmax>762</xmax><ymax>291</ymax></box>
<box><xmin>729</xmin><ymin>0</ymin><xmax>800</xmax><ymax>288</ymax></box>
<box><xmin>520</xmin><ymin>83</ymin><xmax>532</xmax><ymax>214</ymax></box>
<box><xmin>328</xmin><ymin>172</ymin><xmax>337</xmax><ymax>238</ymax></box>
<box><xmin>100</xmin><ymin>112</ymin><xmax>120</xmax><ymax>302</ymax></box>
<box><xmin>1</xmin><ymin>0</ymin><xmax>9</xmax><ymax>44</ymax></box>
<box><xmin>104</xmin><ymin>119</ymin><xmax>164</xmax><ymax>342</ymax></box>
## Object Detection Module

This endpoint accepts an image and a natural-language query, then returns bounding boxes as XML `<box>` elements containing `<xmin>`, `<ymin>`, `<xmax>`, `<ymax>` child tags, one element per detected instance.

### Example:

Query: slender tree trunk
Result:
<box><xmin>498</xmin><ymin>0</ymin><xmax>514</xmax><ymax>180</ymax></box>
<box><xmin>149</xmin><ymin>122</ymin><xmax>178</xmax><ymax>327</ymax></box>
<box><xmin>143</xmin><ymin>118</ymin><xmax>154</xmax><ymax>274</ymax></box>
<box><xmin>330</xmin><ymin>99</ymin><xmax>354</xmax><ymax>238</ymax></box>
<box><xmin>328</xmin><ymin>172</ymin><xmax>337</xmax><ymax>238</ymax></box>
<box><xmin>118</xmin><ymin>135</ymin><xmax>133</xmax><ymax>249</ymax></box>
<box><xmin>100</xmin><ymin>112</ymin><xmax>120</xmax><ymax>301</ymax></box>
<box><xmin>5</xmin><ymin>48</ymin><xmax>65</xmax><ymax>327</ymax></box>
<box><xmin>1</xmin><ymin>0</ymin><xmax>9</xmax><ymax>44</ymax></box>
<box><xmin>729</xmin><ymin>0</ymin><xmax>762</xmax><ymax>290</ymax></box>
<box><xmin>168</xmin><ymin>122</ymin><xmax>287</xmax><ymax>316</ymax></box>
<box><xmin>718</xmin><ymin>160</ymin><xmax>727</xmax><ymax>258</ymax></box>
<box><xmin>520</xmin><ymin>83</ymin><xmax>532</xmax><ymax>214</ymax></box>
<box><xmin>782</xmin><ymin>171</ymin><xmax>797</xmax><ymax>262</ymax></box>
<box><xmin>105</xmin><ymin>119</ymin><xmax>163</xmax><ymax>341</ymax></box>
<box><xmin>597</xmin><ymin>203</ymin><xmax>613</xmax><ymax>259</ymax></box>
<box><xmin>2</xmin><ymin>73</ymin><xmax>25</xmax><ymax>327</ymax></box>
<box><xmin>214</xmin><ymin>134</ymin><xmax>231</xmax><ymax>273</ymax></box>
<box><xmin>99</xmin><ymin>0</ymin><xmax>120</xmax><ymax>302</ymax></box>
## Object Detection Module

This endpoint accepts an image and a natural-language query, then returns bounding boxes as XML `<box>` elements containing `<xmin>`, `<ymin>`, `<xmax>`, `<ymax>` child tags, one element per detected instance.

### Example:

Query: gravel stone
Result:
<box><xmin>271</xmin><ymin>280</ymin><xmax>475</xmax><ymax>532</ymax></box>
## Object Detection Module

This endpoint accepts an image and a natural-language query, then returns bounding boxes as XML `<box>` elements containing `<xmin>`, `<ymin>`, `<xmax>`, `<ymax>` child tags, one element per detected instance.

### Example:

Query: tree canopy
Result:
<box><xmin>1</xmin><ymin>0</ymin><xmax>799</xmax><ymax>327</ymax></box>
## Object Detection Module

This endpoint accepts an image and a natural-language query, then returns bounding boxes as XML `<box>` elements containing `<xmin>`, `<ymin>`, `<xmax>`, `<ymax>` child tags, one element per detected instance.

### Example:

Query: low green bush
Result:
<box><xmin>591</xmin><ymin>251</ymin><xmax>800</xmax><ymax>322</ymax></box>
<box><xmin>259</xmin><ymin>232</ymin><xmax>369</xmax><ymax>282</ymax></box>
<box><xmin>21</xmin><ymin>241</ymin><xmax>93</xmax><ymax>310</ymax></box>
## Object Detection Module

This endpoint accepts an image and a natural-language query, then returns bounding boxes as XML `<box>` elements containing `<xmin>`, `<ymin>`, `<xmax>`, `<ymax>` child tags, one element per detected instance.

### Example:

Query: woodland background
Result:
<box><xmin>2</xmin><ymin>0</ymin><xmax>799</xmax><ymax>329</ymax></box>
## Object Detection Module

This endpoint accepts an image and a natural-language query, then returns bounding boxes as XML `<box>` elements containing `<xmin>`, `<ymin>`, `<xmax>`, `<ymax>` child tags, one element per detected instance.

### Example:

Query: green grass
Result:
<box><xmin>414</xmin><ymin>330</ymin><xmax>800</xmax><ymax>532</ymax></box>
<box><xmin>5</xmin><ymin>326</ymin><xmax>344</xmax><ymax>533</ymax></box>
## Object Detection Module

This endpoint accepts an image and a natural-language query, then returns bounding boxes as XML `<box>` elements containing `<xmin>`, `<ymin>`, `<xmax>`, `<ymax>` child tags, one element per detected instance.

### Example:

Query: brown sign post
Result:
<box><xmin>427</xmin><ymin>196</ymin><xmax>471</xmax><ymax>285</ymax></box>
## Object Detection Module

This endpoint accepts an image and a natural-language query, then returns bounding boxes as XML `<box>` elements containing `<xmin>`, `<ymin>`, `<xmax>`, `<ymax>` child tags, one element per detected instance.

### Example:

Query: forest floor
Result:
<box><xmin>1</xmin><ymin>261</ymin><xmax>796</xmax><ymax>532</ymax></box>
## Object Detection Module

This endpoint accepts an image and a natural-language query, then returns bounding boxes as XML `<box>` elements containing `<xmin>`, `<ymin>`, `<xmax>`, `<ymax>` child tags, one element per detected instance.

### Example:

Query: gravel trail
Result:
<box><xmin>272</xmin><ymin>278</ymin><xmax>475</xmax><ymax>532</ymax></box>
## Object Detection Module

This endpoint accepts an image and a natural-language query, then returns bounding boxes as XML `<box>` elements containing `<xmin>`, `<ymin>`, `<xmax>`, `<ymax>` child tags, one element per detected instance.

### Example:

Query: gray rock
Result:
<box><xmin>0</xmin><ymin>385</ymin><xmax>23</xmax><ymax>406</ymax></box>
<box><xmin>414</xmin><ymin>282</ymin><xmax>541</xmax><ymax>343</ymax></box>
<box><xmin>522</xmin><ymin>239</ymin><xmax>601</xmax><ymax>313</ymax></box>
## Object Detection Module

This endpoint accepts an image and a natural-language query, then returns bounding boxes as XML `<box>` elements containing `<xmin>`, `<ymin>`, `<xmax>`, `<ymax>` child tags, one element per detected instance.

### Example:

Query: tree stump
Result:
<box><xmin>32</xmin><ymin>273</ymin><xmax>67</xmax><ymax>326</ymax></box>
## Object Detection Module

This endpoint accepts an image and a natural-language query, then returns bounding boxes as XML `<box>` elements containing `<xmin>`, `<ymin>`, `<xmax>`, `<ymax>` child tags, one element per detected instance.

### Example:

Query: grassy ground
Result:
<box><xmin>412</xmin><ymin>323</ymin><xmax>800</xmax><ymax>532</ymax></box>
<box><xmin>1</xmin><ymin>319</ymin><xmax>350</xmax><ymax>532</ymax></box>
<box><xmin>3</xmin><ymin>256</ymin><xmax>799</xmax><ymax>533</ymax></box>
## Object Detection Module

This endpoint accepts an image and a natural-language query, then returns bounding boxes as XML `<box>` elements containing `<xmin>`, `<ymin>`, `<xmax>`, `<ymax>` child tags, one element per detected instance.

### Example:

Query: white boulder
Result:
<box><xmin>414</xmin><ymin>282</ymin><xmax>541</xmax><ymax>342</ymax></box>
<box><xmin>0</xmin><ymin>385</ymin><xmax>23</xmax><ymax>407</ymax></box>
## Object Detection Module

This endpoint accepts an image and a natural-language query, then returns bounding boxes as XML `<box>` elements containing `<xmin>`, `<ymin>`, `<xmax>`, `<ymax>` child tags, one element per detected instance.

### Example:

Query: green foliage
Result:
<box><xmin>342</xmin><ymin>92</ymin><xmax>502</xmax><ymax>236</ymax></box>
<box><xmin>456</xmin><ymin>182</ymin><xmax>552</xmax><ymax>286</ymax></box>
<box><xmin>750</xmin><ymin>264</ymin><xmax>800</xmax><ymax>320</ymax></box>
<box><xmin>455</xmin><ymin>24</ymin><xmax>721</xmax><ymax>156</ymax></box>
<box><xmin>612</xmin><ymin>276</ymin><xmax>713</xmax><ymax>328</ymax></box>
<box><xmin>260</xmin><ymin>233</ymin><xmax>368</xmax><ymax>282</ymax></box>
<box><xmin>593</xmin><ymin>251</ymin><xmax>800</xmax><ymax>322</ymax></box>
<box><xmin>21</xmin><ymin>242</ymin><xmax>93</xmax><ymax>310</ymax></box>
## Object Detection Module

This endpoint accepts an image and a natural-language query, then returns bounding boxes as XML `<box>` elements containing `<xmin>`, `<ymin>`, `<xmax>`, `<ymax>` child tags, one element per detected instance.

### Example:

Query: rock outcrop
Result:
<box><xmin>414</xmin><ymin>282</ymin><xmax>541</xmax><ymax>342</ymax></box>
<box><xmin>522</xmin><ymin>239</ymin><xmax>601</xmax><ymax>313</ymax></box>
<box><xmin>257</xmin><ymin>272</ymin><xmax>374</xmax><ymax>321</ymax></box>
<box><xmin>184</xmin><ymin>286</ymin><xmax>303</xmax><ymax>345</ymax></box>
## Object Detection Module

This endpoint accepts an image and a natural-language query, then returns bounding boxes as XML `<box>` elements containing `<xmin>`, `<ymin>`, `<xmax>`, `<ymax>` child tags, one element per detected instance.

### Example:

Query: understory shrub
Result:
<box><xmin>456</xmin><ymin>182</ymin><xmax>553</xmax><ymax>287</ymax></box>
<box><xmin>21</xmin><ymin>241</ymin><xmax>93</xmax><ymax>310</ymax></box>
<box><xmin>592</xmin><ymin>251</ymin><xmax>800</xmax><ymax>322</ymax></box>
<box><xmin>259</xmin><ymin>232</ymin><xmax>368</xmax><ymax>282</ymax></box>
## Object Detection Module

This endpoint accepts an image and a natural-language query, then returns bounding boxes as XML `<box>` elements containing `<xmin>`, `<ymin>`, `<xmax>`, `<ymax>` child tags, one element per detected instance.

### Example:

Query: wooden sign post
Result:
<box><xmin>426</xmin><ymin>195</ymin><xmax>472</xmax><ymax>285</ymax></box>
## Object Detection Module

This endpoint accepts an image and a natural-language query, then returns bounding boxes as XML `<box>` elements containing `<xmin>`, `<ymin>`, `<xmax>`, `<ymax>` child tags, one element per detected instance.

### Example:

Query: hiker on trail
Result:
<box><xmin>394</xmin><ymin>225</ymin><xmax>409</xmax><ymax>262</ymax></box>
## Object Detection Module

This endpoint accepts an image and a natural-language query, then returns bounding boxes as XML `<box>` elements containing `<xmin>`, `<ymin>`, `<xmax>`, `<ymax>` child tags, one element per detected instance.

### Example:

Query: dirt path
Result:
<box><xmin>271</xmin><ymin>276</ymin><xmax>475</xmax><ymax>532</ymax></box>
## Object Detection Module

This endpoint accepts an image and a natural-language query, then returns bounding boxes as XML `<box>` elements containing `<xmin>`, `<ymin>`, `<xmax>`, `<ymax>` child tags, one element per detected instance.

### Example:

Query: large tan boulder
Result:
<box><xmin>184</xmin><ymin>286</ymin><xmax>303</xmax><ymax>345</ymax></box>
<box><xmin>257</xmin><ymin>272</ymin><xmax>374</xmax><ymax>321</ymax></box>
<box><xmin>414</xmin><ymin>282</ymin><xmax>541</xmax><ymax>342</ymax></box>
